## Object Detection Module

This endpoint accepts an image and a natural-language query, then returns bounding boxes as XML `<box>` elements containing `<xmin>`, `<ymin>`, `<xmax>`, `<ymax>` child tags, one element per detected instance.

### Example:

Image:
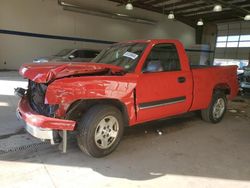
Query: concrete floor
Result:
<box><xmin>0</xmin><ymin>71</ymin><xmax>250</xmax><ymax>188</ymax></box>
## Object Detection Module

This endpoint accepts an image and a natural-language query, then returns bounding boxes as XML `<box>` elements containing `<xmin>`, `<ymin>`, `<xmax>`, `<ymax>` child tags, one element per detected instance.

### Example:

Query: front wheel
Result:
<box><xmin>77</xmin><ymin>105</ymin><xmax>124</xmax><ymax>157</ymax></box>
<box><xmin>201</xmin><ymin>91</ymin><xmax>227</xmax><ymax>123</ymax></box>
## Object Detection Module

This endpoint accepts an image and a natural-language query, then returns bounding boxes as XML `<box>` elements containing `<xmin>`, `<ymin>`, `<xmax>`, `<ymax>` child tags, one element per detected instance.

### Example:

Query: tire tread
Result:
<box><xmin>201</xmin><ymin>91</ymin><xmax>227</xmax><ymax>123</ymax></box>
<box><xmin>77</xmin><ymin>105</ymin><xmax>124</xmax><ymax>157</ymax></box>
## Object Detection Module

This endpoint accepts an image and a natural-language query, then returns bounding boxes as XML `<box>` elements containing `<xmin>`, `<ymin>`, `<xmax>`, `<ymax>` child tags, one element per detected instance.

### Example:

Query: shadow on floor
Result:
<box><xmin>1</xmin><ymin>112</ymin><xmax>250</xmax><ymax>182</ymax></box>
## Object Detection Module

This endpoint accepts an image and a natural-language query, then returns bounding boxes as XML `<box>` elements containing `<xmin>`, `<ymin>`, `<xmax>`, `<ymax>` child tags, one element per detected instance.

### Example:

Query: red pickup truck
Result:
<box><xmin>16</xmin><ymin>39</ymin><xmax>238</xmax><ymax>157</ymax></box>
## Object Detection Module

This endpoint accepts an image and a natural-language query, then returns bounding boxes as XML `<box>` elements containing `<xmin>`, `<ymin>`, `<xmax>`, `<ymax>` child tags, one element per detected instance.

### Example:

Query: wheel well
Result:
<box><xmin>214</xmin><ymin>84</ymin><xmax>231</xmax><ymax>95</ymax></box>
<box><xmin>65</xmin><ymin>99</ymin><xmax>129</xmax><ymax>127</ymax></box>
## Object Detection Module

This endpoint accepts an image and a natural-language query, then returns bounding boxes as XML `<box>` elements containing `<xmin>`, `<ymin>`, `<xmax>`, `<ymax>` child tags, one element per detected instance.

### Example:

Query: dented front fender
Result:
<box><xmin>45</xmin><ymin>74</ymin><xmax>138</xmax><ymax>123</ymax></box>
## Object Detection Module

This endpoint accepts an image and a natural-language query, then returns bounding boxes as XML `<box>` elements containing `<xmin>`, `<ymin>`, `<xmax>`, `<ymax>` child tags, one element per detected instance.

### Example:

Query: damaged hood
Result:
<box><xmin>19</xmin><ymin>62</ymin><xmax>125</xmax><ymax>83</ymax></box>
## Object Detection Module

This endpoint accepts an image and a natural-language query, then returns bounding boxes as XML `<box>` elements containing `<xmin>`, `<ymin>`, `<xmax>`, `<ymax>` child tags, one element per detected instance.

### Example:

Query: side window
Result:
<box><xmin>72</xmin><ymin>50</ymin><xmax>99</xmax><ymax>58</ymax></box>
<box><xmin>71</xmin><ymin>50</ymin><xmax>80</xmax><ymax>58</ymax></box>
<box><xmin>84</xmin><ymin>50</ymin><xmax>99</xmax><ymax>58</ymax></box>
<box><xmin>143</xmin><ymin>43</ymin><xmax>181</xmax><ymax>72</ymax></box>
<box><xmin>75</xmin><ymin>50</ymin><xmax>85</xmax><ymax>58</ymax></box>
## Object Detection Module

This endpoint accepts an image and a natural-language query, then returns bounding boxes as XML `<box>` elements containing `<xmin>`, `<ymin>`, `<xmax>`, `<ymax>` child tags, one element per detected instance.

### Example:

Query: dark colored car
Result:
<box><xmin>239</xmin><ymin>67</ymin><xmax>250</xmax><ymax>93</ymax></box>
<box><xmin>33</xmin><ymin>49</ymin><xmax>100</xmax><ymax>63</ymax></box>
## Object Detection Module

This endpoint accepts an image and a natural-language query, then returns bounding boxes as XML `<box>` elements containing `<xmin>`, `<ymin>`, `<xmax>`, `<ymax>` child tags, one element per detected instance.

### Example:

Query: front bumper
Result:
<box><xmin>16</xmin><ymin>96</ymin><xmax>76</xmax><ymax>141</ymax></box>
<box><xmin>25</xmin><ymin>122</ymin><xmax>54</xmax><ymax>140</ymax></box>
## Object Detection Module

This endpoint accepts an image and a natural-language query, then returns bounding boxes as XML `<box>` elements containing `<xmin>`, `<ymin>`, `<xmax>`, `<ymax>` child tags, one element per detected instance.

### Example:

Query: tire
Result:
<box><xmin>201</xmin><ymin>91</ymin><xmax>227</xmax><ymax>123</ymax></box>
<box><xmin>77</xmin><ymin>105</ymin><xmax>124</xmax><ymax>157</ymax></box>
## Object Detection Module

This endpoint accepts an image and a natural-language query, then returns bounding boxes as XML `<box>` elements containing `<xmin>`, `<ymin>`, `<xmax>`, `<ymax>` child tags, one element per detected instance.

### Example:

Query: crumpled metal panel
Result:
<box><xmin>46</xmin><ymin>74</ymin><xmax>138</xmax><ymax>125</ymax></box>
<box><xmin>19</xmin><ymin>62</ymin><xmax>125</xmax><ymax>83</ymax></box>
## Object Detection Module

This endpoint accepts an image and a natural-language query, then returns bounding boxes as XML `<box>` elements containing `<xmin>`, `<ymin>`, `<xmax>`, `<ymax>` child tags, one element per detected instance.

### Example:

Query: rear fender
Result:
<box><xmin>205</xmin><ymin>83</ymin><xmax>231</xmax><ymax>107</ymax></box>
<box><xmin>214</xmin><ymin>83</ymin><xmax>231</xmax><ymax>95</ymax></box>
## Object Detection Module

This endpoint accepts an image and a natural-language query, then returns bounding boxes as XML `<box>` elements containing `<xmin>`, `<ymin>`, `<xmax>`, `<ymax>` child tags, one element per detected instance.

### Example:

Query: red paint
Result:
<box><xmin>190</xmin><ymin>66</ymin><xmax>238</xmax><ymax>111</ymax></box>
<box><xmin>45</xmin><ymin>73</ymin><xmax>138</xmax><ymax>125</ymax></box>
<box><xmin>18</xmin><ymin>97</ymin><xmax>76</xmax><ymax>130</ymax></box>
<box><xmin>20</xmin><ymin>62</ymin><xmax>124</xmax><ymax>83</ymax></box>
<box><xmin>17</xmin><ymin>39</ymin><xmax>239</xmax><ymax>131</ymax></box>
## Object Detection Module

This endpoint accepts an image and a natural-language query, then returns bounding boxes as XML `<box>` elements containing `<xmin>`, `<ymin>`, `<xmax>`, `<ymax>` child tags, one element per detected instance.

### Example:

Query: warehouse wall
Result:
<box><xmin>0</xmin><ymin>0</ymin><xmax>195</xmax><ymax>70</ymax></box>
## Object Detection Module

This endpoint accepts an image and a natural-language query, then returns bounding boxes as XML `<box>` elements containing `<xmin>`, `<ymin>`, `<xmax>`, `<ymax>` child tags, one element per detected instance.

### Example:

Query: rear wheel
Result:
<box><xmin>201</xmin><ymin>91</ymin><xmax>227</xmax><ymax>123</ymax></box>
<box><xmin>77</xmin><ymin>105</ymin><xmax>124</xmax><ymax>157</ymax></box>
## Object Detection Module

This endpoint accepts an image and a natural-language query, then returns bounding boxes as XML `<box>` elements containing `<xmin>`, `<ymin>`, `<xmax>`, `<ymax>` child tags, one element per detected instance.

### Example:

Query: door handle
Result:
<box><xmin>178</xmin><ymin>77</ymin><xmax>186</xmax><ymax>83</ymax></box>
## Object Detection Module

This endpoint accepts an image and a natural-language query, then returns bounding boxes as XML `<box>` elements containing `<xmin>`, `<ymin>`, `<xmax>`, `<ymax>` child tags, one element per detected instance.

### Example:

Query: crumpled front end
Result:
<box><xmin>27</xmin><ymin>80</ymin><xmax>58</xmax><ymax>117</ymax></box>
<box><xmin>15</xmin><ymin>80</ymin><xmax>76</xmax><ymax>144</ymax></box>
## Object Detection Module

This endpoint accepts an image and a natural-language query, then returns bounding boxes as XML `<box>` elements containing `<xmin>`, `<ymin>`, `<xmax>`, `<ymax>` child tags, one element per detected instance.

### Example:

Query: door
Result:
<box><xmin>136</xmin><ymin>43</ymin><xmax>193</xmax><ymax>123</ymax></box>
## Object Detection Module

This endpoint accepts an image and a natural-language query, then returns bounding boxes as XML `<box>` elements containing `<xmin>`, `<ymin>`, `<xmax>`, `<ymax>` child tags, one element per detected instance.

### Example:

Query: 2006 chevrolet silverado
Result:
<box><xmin>16</xmin><ymin>39</ymin><xmax>238</xmax><ymax>157</ymax></box>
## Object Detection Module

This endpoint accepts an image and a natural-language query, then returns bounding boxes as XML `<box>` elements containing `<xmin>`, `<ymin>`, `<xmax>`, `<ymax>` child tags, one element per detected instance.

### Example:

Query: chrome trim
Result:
<box><xmin>16</xmin><ymin>110</ymin><xmax>22</xmax><ymax>120</ymax></box>
<box><xmin>25</xmin><ymin>123</ymin><xmax>53</xmax><ymax>141</ymax></box>
<box><xmin>139</xmin><ymin>99</ymin><xmax>186</xmax><ymax>110</ymax></box>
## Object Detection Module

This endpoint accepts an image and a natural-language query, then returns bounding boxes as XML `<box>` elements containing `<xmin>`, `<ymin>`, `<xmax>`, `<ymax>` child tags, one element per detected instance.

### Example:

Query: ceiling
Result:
<box><xmin>108</xmin><ymin>0</ymin><xmax>250</xmax><ymax>27</ymax></box>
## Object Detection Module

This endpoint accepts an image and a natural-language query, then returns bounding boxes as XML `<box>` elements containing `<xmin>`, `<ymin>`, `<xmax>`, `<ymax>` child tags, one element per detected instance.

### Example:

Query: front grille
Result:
<box><xmin>27</xmin><ymin>80</ymin><xmax>57</xmax><ymax>117</ymax></box>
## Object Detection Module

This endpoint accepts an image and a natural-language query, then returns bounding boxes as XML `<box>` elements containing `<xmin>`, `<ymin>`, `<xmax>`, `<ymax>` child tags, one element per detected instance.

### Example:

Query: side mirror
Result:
<box><xmin>69</xmin><ymin>55</ymin><xmax>75</xmax><ymax>59</ymax></box>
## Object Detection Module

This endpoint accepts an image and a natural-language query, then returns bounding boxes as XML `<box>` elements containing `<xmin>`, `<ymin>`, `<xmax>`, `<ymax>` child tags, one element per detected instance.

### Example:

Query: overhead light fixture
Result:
<box><xmin>213</xmin><ymin>4</ymin><xmax>222</xmax><ymax>12</ymax></box>
<box><xmin>125</xmin><ymin>1</ymin><xmax>133</xmax><ymax>10</ymax></box>
<box><xmin>168</xmin><ymin>11</ymin><xmax>175</xmax><ymax>20</ymax></box>
<box><xmin>197</xmin><ymin>18</ymin><xmax>204</xmax><ymax>26</ymax></box>
<box><xmin>244</xmin><ymin>14</ymin><xmax>250</xmax><ymax>21</ymax></box>
<box><xmin>59</xmin><ymin>1</ymin><xmax>156</xmax><ymax>25</ymax></box>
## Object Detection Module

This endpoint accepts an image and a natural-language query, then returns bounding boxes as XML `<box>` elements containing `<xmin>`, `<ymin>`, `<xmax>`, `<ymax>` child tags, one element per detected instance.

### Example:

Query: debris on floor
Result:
<box><xmin>227</xmin><ymin>95</ymin><xmax>250</xmax><ymax>120</ymax></box>
<box><xmin>156</xmin><ymin>130</ymin><xmax>163</xmax><ymax>135</ymax></box>
<box><xmin>229</xmin><ymin>109</ymin><xmax>237</xmax><ymax>113</ymax></box>
<box><xmin>232</xmin><ymin>99</ymin><xmax>245</xmax><ymax>103</ymax></box>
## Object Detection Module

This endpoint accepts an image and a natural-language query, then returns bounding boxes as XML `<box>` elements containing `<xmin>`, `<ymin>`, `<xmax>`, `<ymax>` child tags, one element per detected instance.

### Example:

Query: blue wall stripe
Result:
<box><xmin>185</xmin><ymin>49</ymin><xmax>214</xmax><ymax>53</ymax></box>
<box><xmin>0</xmin><ymin>29</ymin><xmax>115</xmax><ymax>44</ymax></box>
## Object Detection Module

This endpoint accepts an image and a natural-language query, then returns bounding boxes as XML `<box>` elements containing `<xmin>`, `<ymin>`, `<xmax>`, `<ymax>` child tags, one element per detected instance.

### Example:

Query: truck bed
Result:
<box><xmin>190</xmin><ymin>65</ymin><xmax>238</xmax><ymax>111</ymax></box>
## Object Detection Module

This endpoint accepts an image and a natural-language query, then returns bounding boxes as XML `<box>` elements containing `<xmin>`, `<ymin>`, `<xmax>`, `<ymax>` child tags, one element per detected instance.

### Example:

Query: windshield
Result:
<box><xmin>55</xmin><ymin>49</ymin><xmax>73</xmax><ymax>57</ymax></box>
<box><xmin>91</xmin><ymin>43</ymin><xmax>147</xmax><ymax>72</ymax></box>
